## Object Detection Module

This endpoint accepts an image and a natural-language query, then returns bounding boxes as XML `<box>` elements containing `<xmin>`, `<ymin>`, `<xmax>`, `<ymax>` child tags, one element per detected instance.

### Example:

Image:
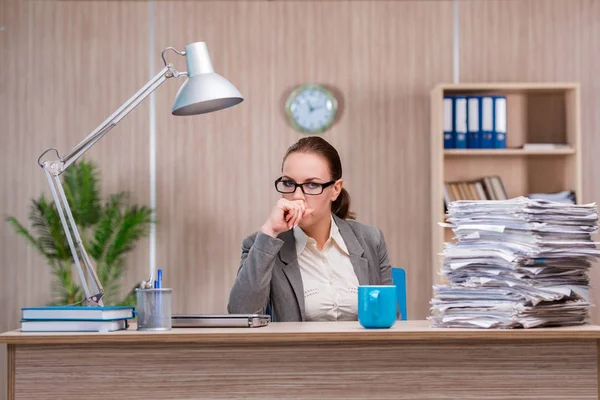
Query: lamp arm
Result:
<box><xmin>39</xmin><ymin>65</ymin><xmax>174</xmax><ymax>173</ymax></box>
<box><xmin>37</xmin><ymin>64</ymin><xmax>176</xmax><ymax>306</ymax></box>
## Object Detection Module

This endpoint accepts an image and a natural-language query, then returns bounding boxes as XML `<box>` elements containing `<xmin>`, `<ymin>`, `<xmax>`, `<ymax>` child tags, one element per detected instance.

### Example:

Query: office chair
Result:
<box><xmin>392</xmin><ymin>267</ymin><xmax>408</xmax><ymax>321</ymax></box>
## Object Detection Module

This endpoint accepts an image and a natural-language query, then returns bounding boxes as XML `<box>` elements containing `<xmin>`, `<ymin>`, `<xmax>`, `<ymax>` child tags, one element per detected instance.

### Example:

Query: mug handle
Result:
<box><xmin>369</xmin><ymin>290</ymin><xmax>380</xmax><ymax>321</ymax></box>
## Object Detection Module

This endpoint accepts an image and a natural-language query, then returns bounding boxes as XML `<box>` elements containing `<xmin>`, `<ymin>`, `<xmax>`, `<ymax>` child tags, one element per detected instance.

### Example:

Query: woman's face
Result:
<box><xmin>281</xmin><ymin>152</ymin><xmax>343</xmax><ymax>229</ymax></box>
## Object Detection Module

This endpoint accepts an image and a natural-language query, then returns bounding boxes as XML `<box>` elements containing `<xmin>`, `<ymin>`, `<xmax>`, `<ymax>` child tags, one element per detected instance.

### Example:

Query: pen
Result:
<box><xmin>153</xmin><ymin>269</ymin><xmax>162</xmax><ymax>288</ymax></box>
<box><xmin>153</xmin><ymin>269</ymin><xmax>163</xmax><ymax>328</ymax></box>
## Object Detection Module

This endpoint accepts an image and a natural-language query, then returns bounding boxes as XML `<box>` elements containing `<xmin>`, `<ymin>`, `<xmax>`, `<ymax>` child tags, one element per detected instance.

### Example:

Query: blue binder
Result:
<box><xmin>493</xmin><ymin>95</ymin><xmax>507</xmax><ymax>148</ymax></box>
<box><xmin>480</xmin><ymin>96</ymin><xmax>495</xmax><ymax>149</ymax></box>
<box><xmin>443</xmin><ymin>96</ymin><xmax>454</xmax><ymax>149</ymax></box>
<box><xmin>467</xmin><ymin>96</ymin><xmax>481</xmax><ymax>148</ymax></box>
<box><xmin>453</xmin><ymin>96</ymin><xmax>468</xmax><ymax>149</ymax></box>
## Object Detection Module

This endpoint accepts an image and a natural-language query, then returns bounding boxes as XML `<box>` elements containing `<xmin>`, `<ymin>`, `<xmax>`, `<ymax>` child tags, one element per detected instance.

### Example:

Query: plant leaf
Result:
<box><xmin>95</xmin><ymin>257</ymin><xmax>126</xmax><ymax>305</ymax></box>
<box><xmin>8</xmin><ymin>159</ymin><xmax>153</xmax><ymax>307</ymax></box>
<box><xmin>105</xmin><ymin>205</ymin><xmax>153</xmax><ymax>265</ymax></box>
<box><xmin>30</xmin><ymin>196</ymin><xmax>70</xmax><ymax>260</ymax></box>
<box><xmin>5</xmin><ymin>216</ymin><xmax>49</xmax><ymax>258</ymax></box>
<box><xmin>49</xmin><ymin>261</ymin><xmax>84</xmax><ymax>305</ymax></box>
<box><xmin>63</xmin><ymin>160</ymin><xmax>102</xmax><ymax>228</ymax></box>
<box><xmin>89</xmin><ymin>193</ymin><xmax>126</xmax><ymax>260</ymax></box>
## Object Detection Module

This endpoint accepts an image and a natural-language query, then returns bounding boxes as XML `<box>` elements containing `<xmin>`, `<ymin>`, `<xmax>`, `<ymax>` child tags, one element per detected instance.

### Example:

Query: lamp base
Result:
<box><xmin>86</xmin><ymin>293</ymin><xmax>104</xmax><ymax>307</ymax></box>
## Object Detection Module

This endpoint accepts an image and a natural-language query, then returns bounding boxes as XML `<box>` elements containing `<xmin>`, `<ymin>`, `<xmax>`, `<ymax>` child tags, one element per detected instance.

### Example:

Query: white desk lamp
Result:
<box><xmin>37</xmin><ymin>42</ymin><xmax>243</xmax><ymax>306</ymax></box>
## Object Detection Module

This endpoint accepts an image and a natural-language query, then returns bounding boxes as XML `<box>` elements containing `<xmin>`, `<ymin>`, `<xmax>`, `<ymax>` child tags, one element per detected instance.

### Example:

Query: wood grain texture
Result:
<box><xmin>0</xmin><ymin>1</ymin><xmax>150</xmax><ymax>399</ymax></box>
<box><xmin>445</xmin><ymin>149</ymin><xmax>576</xmax><ymax>156</ymax></box>
<box><xmin>444</xmin><ymin>155</ymin><xmax>577</xmax><ymax>196</ymax></box>
<box><xmin>597</xmin><ymin>339</ymin><xmax>600</xmax><ymax>400</ymax></box>
<box><xmin>4</xmin><ymin>320</ymin><xmax>600</xmax><ymax>345</ymax></box>
<box><xmin>0</xmin><ymin>1</ymin><xmax>32</xmax><ymax>397</ymax></box>
<box><xmin>6</xmin><ymin>346</ymin><xmax>13</xmax><ymax>400</ymax></box>
<box><xmin>460</xmin><ymin>0</ymin><xmax>600</xmax><ymax>323</ymax></box>
<box><xmin>0</xmin><ymin>1</ymin><xmax>151</xmax><ymax>315</ymax></box>
<box><xmin>11</xmin><ymin>340</ymin><xmax>598</xmax><ymax>399</ymax></box>
<box><xmin>437</xmin><ymin>82</ymin><xmax>581</xmax><ymax>92</ymax></box>
<box><xmin>154</xmin><ymin>0</ymin><xmax>453</xmax><ymax>320</ymax></box>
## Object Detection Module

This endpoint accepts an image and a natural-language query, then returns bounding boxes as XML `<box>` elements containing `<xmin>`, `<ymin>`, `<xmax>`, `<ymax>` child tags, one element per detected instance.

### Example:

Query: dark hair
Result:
<box><xmin>282</xmin><ymin>136</ymin><xmax>355</xmax><ymax>220</ymax></box>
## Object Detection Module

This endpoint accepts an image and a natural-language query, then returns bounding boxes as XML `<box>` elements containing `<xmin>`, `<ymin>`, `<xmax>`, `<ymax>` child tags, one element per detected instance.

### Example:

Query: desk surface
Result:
<box><xmin>3</xmin><ymin>320</ymin><xmax>600</xmax><ymax>345</ymax></box>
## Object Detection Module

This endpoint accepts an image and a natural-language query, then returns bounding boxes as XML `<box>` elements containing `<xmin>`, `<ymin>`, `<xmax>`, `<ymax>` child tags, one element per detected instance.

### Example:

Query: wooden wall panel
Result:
<box><xmin>0</xmin><ymin>1</ymin><xmax>150</xmax><ymax>398</ymax></box>
<box><xmin>459</xmin><ymin>0</ymin><xmax>600</xmax><ymax>323</ymax></box>
<box><xmin>154</xmin><ymin>0</ymin><xmax>454</xmax><ymax>318</ymax></box>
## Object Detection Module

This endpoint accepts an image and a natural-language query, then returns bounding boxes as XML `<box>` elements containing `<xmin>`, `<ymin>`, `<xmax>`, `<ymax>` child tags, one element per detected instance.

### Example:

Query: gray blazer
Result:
<box><xmin>227</xmin><ymin>214</ymin><xmax>394</xmax><ymax>322</ymax></box>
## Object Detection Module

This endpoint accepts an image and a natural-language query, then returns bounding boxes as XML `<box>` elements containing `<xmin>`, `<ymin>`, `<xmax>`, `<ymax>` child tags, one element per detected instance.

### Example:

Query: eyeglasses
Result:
<box><xmin>274</xmin><ymin>178</ymin><xmax>335</xmax><ymax>195</ymax></box>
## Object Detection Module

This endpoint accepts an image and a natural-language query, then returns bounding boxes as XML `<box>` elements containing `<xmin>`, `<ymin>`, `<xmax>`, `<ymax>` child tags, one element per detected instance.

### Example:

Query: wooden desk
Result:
<box><xmin>2</xmin><ymin>320</ymin><xmax>600</xmax><ymax>399</ymax></box>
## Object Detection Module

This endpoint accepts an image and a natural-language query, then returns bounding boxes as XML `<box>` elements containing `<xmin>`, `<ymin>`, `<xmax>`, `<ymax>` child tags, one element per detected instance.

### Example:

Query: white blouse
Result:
<box><xmin>293</xmin><ymin>215</ymin><xmax>359</xmax><ymax>321</ymax></box>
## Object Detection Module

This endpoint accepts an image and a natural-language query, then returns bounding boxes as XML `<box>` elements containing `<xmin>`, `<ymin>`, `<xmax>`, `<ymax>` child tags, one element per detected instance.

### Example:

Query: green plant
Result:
<box><xmin>6</xmin><ymin>160</ymin><xmax>153</xmax><ymax>306</ymax></box>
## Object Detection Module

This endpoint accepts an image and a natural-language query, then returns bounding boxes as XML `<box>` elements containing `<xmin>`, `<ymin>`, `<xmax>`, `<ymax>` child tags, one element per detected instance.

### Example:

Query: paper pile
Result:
<box><xmin>430</xmin><ymin>196</ymin><xmax>600</xmax><ymax>329</ymax></box>
<box><xmin>528</xmin><ymin>190</ymin><xmax>575</xmax><ymax>204</ymax></box>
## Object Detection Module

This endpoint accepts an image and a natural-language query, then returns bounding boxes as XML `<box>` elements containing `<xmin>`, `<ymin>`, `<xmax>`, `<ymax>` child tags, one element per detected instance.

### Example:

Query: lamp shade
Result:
<box><xmin>172</xmin><ymin>42</ymin><xmax>244</xmax><ymax>116</ymax></box>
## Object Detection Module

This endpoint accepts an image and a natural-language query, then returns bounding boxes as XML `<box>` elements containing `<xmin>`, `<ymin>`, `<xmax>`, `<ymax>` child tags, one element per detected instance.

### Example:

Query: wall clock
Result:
<box><xmin>285</xmin><ymin>84</ymin><xmax>338</xmax><ymax>134</ymax></box>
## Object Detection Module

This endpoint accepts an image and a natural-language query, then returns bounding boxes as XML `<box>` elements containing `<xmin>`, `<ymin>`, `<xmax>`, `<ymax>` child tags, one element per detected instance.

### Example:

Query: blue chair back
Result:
<box><xmin>392</xmin><ymin>267</ymin><xmax>407</xmax><ymax>320</ymax></box>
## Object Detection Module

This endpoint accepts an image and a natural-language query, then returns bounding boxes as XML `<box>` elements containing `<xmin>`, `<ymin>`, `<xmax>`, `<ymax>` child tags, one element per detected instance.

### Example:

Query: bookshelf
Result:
<box><xmin>430</xmin><ymin>83</ymin><xmax>582</xmax><ymax>284</ymax></box>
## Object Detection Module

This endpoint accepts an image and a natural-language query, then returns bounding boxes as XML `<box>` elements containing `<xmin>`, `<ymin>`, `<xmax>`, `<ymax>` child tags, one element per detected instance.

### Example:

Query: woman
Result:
<box><xmin>228</xmin><ymin>136</ymin><xmax>394</xmax><ymax>322</ymax></box>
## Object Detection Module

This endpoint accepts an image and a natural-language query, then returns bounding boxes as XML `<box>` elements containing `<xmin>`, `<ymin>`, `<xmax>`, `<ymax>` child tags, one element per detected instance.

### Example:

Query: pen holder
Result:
<box><xmin>135</xmin><ymin>288</ymin><xmax>172</xmax><ymax>331</ymax></box>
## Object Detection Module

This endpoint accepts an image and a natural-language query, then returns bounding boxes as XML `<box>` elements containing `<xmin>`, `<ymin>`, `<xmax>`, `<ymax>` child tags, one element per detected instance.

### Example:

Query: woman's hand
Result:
<box><xmin>261</xmin><ymin>199</ymin><xmax>314</xmax><ymax>238</ymax></box>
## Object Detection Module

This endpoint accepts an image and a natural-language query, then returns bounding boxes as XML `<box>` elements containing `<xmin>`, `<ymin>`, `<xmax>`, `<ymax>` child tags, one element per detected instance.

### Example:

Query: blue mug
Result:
<box><xmin>358</xmin><ymin>285</ymin><xmax>397</xmax><ymax>329</ymax></box>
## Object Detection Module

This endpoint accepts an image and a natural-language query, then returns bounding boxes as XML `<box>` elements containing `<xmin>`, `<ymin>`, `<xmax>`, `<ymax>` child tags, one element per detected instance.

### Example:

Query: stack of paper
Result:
<box><xmin>430</xmin><ymin>196</ymin><xmax>600</xmax><ymax>329</ymax></box>
<box><xmin>528</xmin><ymin>190</ymin><xmax>576</xmax><ymax>204</ymax></box>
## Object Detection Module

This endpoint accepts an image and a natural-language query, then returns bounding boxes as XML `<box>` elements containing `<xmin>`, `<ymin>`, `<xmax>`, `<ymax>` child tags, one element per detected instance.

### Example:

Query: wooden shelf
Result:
<box><xmin>444</xmin><ymin>148</ymin><xmax>575</xmax><ymax>156</ymax></box>
<box><xmin>436</xmin><ymin>82</ymin><xmax>579</xmax><ymax>94</ymax></box>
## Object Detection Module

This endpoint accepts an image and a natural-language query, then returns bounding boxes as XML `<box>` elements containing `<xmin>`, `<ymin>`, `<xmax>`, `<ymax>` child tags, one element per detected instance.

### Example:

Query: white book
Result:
<box><xmin>21</xmin><ymin>319</ymin><xmax>128</xmax><ymax>332</ymax></box>
<box><xmin>522</xmin><ymin>143</ymin><xmax>570</xmax><ymax>150</ymax></box>
<box><xmin>22</xmin><ymin>306</ymin><xmax>134</xmax><ymax>321</ymax></box>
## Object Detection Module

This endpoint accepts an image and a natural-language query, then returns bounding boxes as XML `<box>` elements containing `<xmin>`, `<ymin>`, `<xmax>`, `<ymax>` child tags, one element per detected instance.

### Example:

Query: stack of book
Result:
<box><xmin>444</xmin><ymin>175</ymin><xmax>508</xmax><ymax>205</ymax></box>
<box><xmin>20</xmin><ymin>305</ymin><xmax>134</xmax><ymax>332</ymax></box>
<box><xmin>444</xmin><ymin>176</ymin><xmax>576</xmax><ymax>209</ymax></box>
<box><xmin>430</xmin><ymin>196</ymin><xmax>600</xmax><ymax>329</ymax></box>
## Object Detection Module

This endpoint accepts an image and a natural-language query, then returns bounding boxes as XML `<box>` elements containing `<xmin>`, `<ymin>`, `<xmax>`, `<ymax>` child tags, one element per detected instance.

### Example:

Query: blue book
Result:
<box><xmin>453</xmin><ymin>96</ymin><xmax>468</xmax><ymax>149</ymax></box>
<box><xmin>467</xmin><ymin>96</ymin><xmax>481</xmax><ymax>148</ymax></box>
<box><xmin>21</xmin><ymin>306</ymin><xmax>134</xmax><ymax>321</ymax></box>
<box><xmin>480</xmin><ymin>96</ymin><xmax>495</xmax><ymax>148</ymax></box>
<box><xmin>443</xmin><ymin>96</ymin><xmax>454</xmax><ymax>148</ymax></box>
<box><xmin>493</xmin><ymin>95</ymin><xmax>507</xmax><ymax>148</ymax></box>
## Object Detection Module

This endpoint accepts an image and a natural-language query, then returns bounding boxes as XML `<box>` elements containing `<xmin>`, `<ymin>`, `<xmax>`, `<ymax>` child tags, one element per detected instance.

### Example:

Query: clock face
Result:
<box><xmin>285</xmin><ymin>85</ymin><xmax>338</xmax><ymax>134</ymax></box>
